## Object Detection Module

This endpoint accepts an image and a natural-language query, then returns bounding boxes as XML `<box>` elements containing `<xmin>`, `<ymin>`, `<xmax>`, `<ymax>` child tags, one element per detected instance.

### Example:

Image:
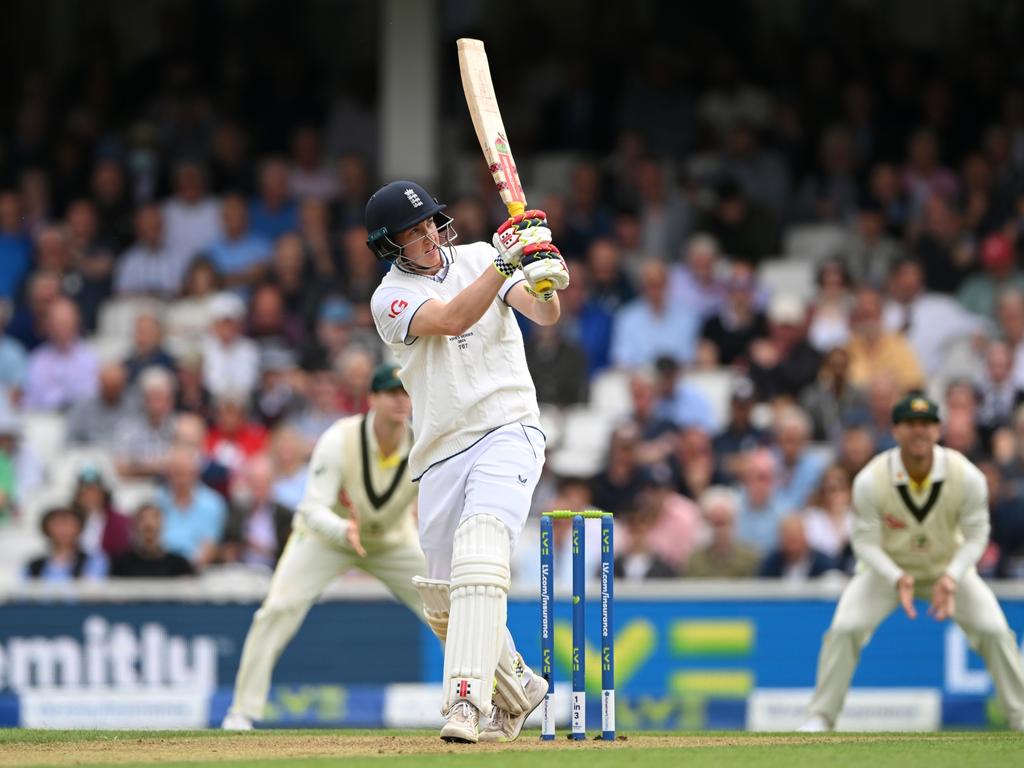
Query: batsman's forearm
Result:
<box><xmin>299</xmin><ymin>504</ymin><xmax>352</xmax><ymax>547</ymax></box>
<box><xmin>440</xmin><ymin>267</ymin><xmax>506</xmax><ymax>335</ymax></box>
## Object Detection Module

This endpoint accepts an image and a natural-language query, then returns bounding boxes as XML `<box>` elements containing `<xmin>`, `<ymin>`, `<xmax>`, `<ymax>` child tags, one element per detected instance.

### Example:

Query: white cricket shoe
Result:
<box><xmin>440</xmin><ymin>701</ymin><xmax>481</xmax><ymax>743</ymax></box>
<box><xmin>797</xmin><ymin>714</ymin><xmax>832</xmax><ymax>733</ymax></box>
<box><xmin>479</xmin><ymin>675</ymin><xmax>549</xmax><ymax>743</ymax></box>
<box><xmin>221</xmin><ymin>712</ymin><xmax>254</xmax><ymax>731</ymax></box>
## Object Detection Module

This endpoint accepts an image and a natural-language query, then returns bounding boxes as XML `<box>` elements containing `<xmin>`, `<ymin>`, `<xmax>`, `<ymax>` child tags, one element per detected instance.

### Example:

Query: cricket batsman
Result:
<box><xmin>222</xmin><ymin>364</ymin><xmax>425</xmax><ymax>730</ymax></box>
<box><xmin>366</xmin><ymin>180</ymin><xmax>569</xmax><ymax>742</ymax></box>
<box><xmin>801</xmin><ymin>392</ymin><xmax>1024</xmax><ymax>732</ymax></box>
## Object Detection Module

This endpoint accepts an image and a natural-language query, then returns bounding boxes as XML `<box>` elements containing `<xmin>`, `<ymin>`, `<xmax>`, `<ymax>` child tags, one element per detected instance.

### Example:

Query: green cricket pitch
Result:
<box><xmin>0</xmin><ymin>729</ymin><xmax>1021</xmax><ymax>768</ymax></box>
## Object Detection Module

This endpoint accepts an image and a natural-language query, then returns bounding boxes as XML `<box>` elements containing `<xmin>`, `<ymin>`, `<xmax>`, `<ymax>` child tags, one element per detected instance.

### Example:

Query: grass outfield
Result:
<box><xmin>0</xmin><ymin>729</ymin><xmax>1022</xmax><ymax>768</ymax></box>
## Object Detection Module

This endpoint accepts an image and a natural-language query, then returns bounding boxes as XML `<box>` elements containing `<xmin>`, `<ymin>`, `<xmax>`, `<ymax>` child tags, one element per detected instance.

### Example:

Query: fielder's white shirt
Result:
<box><xmin>851</xmin><ymin>446</ymin><xmax>990</xmax><ymax>584</ymax></box>
<box><xmin>371</xmin><ymin>242</ymin><xmax>541</xmax><ymax>478</ymax></box>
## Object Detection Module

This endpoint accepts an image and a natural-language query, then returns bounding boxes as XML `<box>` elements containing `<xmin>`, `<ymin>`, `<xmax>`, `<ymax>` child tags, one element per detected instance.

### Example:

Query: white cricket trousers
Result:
<box><xmin>417</xmin><ymin>424</ymin><xmax>546</xmax><ymax>580</ymax></box>
<box><xmin>228</xmin><ymin>527</ymin><xmax>427</xmax><ymax>720</ymax></box>
<box><xmin>808</xmin><ymin>567</ymin><xmax>1024</xmax><ymax>729</ymax></box>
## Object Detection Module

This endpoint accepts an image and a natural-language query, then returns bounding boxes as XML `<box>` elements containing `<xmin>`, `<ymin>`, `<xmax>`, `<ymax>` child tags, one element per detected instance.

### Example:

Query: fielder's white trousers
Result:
<box><xmin>808</xmin><ymin>567</ymin><xmax>1024</xmax><ymax>729</ymax></box>
<box><xmin>227</xmin><ymin>528</ymin><xmax>427</xmax><ymax>721</ymax></box>
<box><xmin>417</xmin><ymin>424</ymin><xmax>546</xmax><ymax>580</ymax></box>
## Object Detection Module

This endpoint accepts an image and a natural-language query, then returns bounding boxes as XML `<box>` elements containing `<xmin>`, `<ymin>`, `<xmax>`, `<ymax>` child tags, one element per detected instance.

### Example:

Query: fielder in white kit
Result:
<box><xmin>222</xmin><ymin>364</ymin><xmax>425</xmax><ymax>730</ymax></box>
<box><xmin>801</xmin><ymin>392</ymin><xmax>1024</xmax><ymax>732</ymax></box>
<box><xmin>366</xmin><ymin>180</ymin><xmax>570</xmax><ymax>743</ymax></box>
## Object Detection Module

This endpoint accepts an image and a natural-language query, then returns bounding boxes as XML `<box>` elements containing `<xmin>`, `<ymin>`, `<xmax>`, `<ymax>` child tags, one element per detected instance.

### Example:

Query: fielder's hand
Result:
<box><xmin>492</xmin><ymin>210</ymin><xmax>551</xmax><ymax>276</ymax></box>
<box><xmin>928</xmin><ymin>574</ymin><xmax>956</xmax><ymax>621</ymax></box>
<box><xmin>522</xmin><ymin>247</ymin><xmax>569</xmax><ymax>302</ymax></box>
<box><xmin>897</xmin><ymin>573</ymin><xmax>917</xmax><ymax>619</ymax></box>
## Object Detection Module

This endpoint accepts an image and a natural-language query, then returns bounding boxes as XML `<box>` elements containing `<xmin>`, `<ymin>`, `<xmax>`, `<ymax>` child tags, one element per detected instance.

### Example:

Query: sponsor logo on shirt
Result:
<box><xmin>389</xmin><ymin>299</ymin><xmax>409</xmax><ymax>319</ymax></box>
<box><xmin>884</xmin><ymin>513</ymin><xmax>907</xmax><ymax>530</ymax></box>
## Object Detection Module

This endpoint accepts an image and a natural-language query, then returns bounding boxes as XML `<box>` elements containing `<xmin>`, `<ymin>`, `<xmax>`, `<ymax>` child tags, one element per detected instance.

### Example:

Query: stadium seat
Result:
<box><xmin>0</xmin><ymin>522</ymin><xmax>46</xmax><ymax>586</ymax></box>
<box><xmin>20</xmin><ymin>486</ymin><xmax>74</xmax><ymax>531</ymax></box>
<box><xmin>782</xmin><ymin>223</ymin><xmax>848</xmax><ymax>263</ymax></box>
<box><xmin>114</xmin><ymin>481</ymin><xmax>160</xmax><ymax>515</ymax></box>
<box><xmin>589</xmin><ymin>368</ymin><xmax>633</xmax><ymax>423</ymax></box>
<box><xmin>537</xmin><ymin>404</ymin><xmax>565</xmax><ymax>452</ymax></box>
<box><xmin>548</xmin><ymin>404</ymin><xmax>615</xmax><ymax>478</ymax></box>
<box><xmin>21</xmin><ymin>411</ymin><xmax>67</xmax><ymax>462</ymax></box>
<box><xmin>47</xmin><ymin>447</ymin><xmax>119</xmax><ymax>497</ymax></box>
<box><xmin>757</xmin><ymin>258</ymin><xmax>817</xmax><ymax>302</ymax></box>
<box><xmin>87</xmin><ymin>334</ymin><xmax>132</xmax><ymax>363</ymax></box>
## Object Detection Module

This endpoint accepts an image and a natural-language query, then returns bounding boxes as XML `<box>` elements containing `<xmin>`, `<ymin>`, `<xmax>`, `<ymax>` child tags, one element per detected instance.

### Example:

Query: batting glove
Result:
<box><xmin>522</xmin><ymin>245</ymin><xmax>569</xmax><ymax>302</ymax></box>
<box><xmin>492</xmin><ymin>210</ymin><xmax>552</xmax><ymax>277</ymax></box>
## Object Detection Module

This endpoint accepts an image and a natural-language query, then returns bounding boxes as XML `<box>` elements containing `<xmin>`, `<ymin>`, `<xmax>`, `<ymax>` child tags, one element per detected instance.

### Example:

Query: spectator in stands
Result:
<box><xmin>800</xmin><ymin>346</ymin><xmax>869</xmax><ymax>445</ymax></box>
<box><xmin>712</xmin><ymin>377</ymin><xmax>770</xmax><ymax>480</ymax></box>
<box><xmin>335</xmin><ymin>346</ymin><xmax>374</xmax><ymax>415</ymax></box>
<box><xmin>299</xmin><ymin>296</ymin><xmax>356</xmax><ymax>371</ymax></box>
<box><xmin>0</xmin><ymin>190</ymin><xmax>32</xmax><ymax>302</ymax></box>
<box><xmin>622</xmin><ymin>369</ymin><xmax>678</xmax><ymax>466</ymax></box>
<box><xmin>846</xmin><ymin>285</ymin><xmax>924</xmax><ymax>392</ymax></box>
<box><xmin>248</xmin><ymin>157</ymin><xmax>298</xmax><ymax>240</ymax></box>
<box><xmin>759</xmin><ymin>515</ymin><xmax>837</xmax><ymax>579</ymax></box>
<box><xmin>336</xmin><ymin>225</ymin><xmax>381</xmax><ymax>305</ymax></box>
<box><xmin>842</xmin><ymin>194</ymin><xmax>908</xmax><ymax>287</ymax></box>
<box><xmin>633</xmin><ymin>159</ymin><xmax>691</xmax><ymax>259</ymax></box>
<box><xmin>331</xmin><ymin>153</ymin><xmax>373</xmax><ymax>230</ymax></box>
<box><xmin>802</xmin><ymin>464</ymin><xmax>854</xmax><ymax>571</ymax></box>
<box><xmin>611</xmin><ymin>259</ymin><xmax>700</xmax><ymax>369</ymax></box>
<box><xmin>700</xmin><ymin>262</ymin><xmax>767</xmax><ymax>367</ymax></box>
<box><xmin>669</xmin><ymin>425</ymin><xmax>730</xmax><ymax>501</ymax></box>
<box><xmin>668</xmin><ymin>233</ymin><xmax>728</xmax><ymax>321</ymax></box>
<box><xmin>943</xmin><ymin>409</ymin><xmax>985</xmax><ymax>462</ymax></box>
<box><xmin>162</xmin><ymin>161</ymin><xmax>222</xmax><ymax>263</ymax></box>
<box><xmin>221</xmin><ymin>454</ymin><xmax>292</xmax><ymax>569</ymax></box>
<box><xmin>253</xmin><ymin>346</ymin><xmax>304</xmax><ymax>427</ymax></box>
<box><xmin>591</xmin><ymin>423</ymin><xmax>645</xmax><ymax>517</ymax></box>
<box><xmin>248</xmin><ymin>283</ymin><xmax>302</xmax><ymax>351</ymax></box>
<box><xmin>65</xmin><ymin>198</ymin><xmax>116</xmax><ymax>329</ymax></box>
<box><xmin>269</xmin><ymin>234</ymin><xmax>321</xmax><ymax>332</ymax></box>
<box><xmin>172</xmin><ymin>412</ymin><xmax>230</xmax><ymax>498</ymax></box>
<box><xmin>958</xmin><ymin>233</ymin><xmax>1024</xmax><ymax>320</ymax></box>
<box><xmin>206</xmin><ymin>193</ymin><xmax>273</xmax><ymax>288</ymax></box>
<box><xmin>165</xmin><ymin>257</ymin><xmax>222</xmax><ymax>353</ymax></box>
<box><xmin>977</xmin><ymin>340</ymin><xmax>1021</xmax><ymax>432</ymax></box>
<box><xmin>205</xmin><ymin>392</ymin><xmax>268</xmax><ymax>477</ymax></box>
<box><xmin>67</xmin><ymin>360</ymin><xmax>131</xmax><ymax>448</ymax></box>
<box><xmin>837</xmin><ymin>423</ymin><xmax>876</xmax><ymax>479</ymax></box>
<box><xmin>269</xmin><ymin>425</ymin><xmax>309</xmax><ymax>509</ymax></box>
<box><xmin>90</xmin><ymin>158</ymin><xmax>133</xmax><ymax>251</ymax></box>
<box><xmin>124</xmin><ymin>309</ymin><xmax>176</xmax><ymax>383</ymax></box>
<box><xmin>773</xmin><ymin>406</ymin><xmax>829</xmax><ymax>510</ymax></box>
<box><xmin>25</xmin><ymin>506</ymin><xmax>108</xmax><ymax>582</ymax></box>
<box><xmin>202</xmin><ymin>292</ymin><xmax>260</xmax><ymax>399</ymax></box>
<box><xmin>887</xmin><ymin>258</ymin><xmax>990</xmax><ymax>378</ymax></box>
<box><xmin>910</xmin><ymin>193</ymin><xmax>973</xmax><ymax>295</ymax></box>
<box><xmin>300</xmin><ymin>199</ymin><xmax>340</xmax><ymax>282</ymax></box>
<box><xmin>0</xmin><ymin>403</ymin><xmax>19</xmax><ymax>522</ymax></box>
<box><xmin>996</xmin><ymin>290</ymin><xmax>1024</xmax><ymax>389</ymax></box>
<box><xmin>114</xmin><ymin>204</ymin><xmax>192</xmax><ymax>298</ymax></box>
<box><xmin>208</xmin><ymin>122</ymin><xmax>252</xmax><ymax>196</ymax></box>
<box><xmin>696</xmin><ymin>178</ymin><xmax>779</xmax><ymax>265</ymax></box>
<box><xmin>22</xmin><ymin>297</ymin><xmax>99</xmax><ymax>411</ymax></box>
<box><xmin>554</xmin><ymin>261</ymin><xmax>614</xmax><ymax>378</ymax></box>
<box><xmin>807</xmin><ymin>259</ymin><xmax>854</xmax><ymax>353</ymax></box>
<box><xmin>71</xmin><ymin>465</ymin><xmax>132</xmax><ymax>559</ymax></box>
<box><xmin>7</xmin><ymin>269</ymin><xmax>61</xmax><ymax>351</ymax></box>
<box><xmin>526</xmin><ymin>322</ymin><xmax>589</xmax><ymax>407</ymax></box>
<box><xmin>748</xmin><ymin>293</ymin><xmax>822</xmax><ymax>400</ymax></box>
<box><xmin>686</xmin><ymin>486</ymin><xmax>760</xmax><ymax>578</ymax></box>
<box><xmin>115</xmin><ymin>366</ymin><xmax>178</xmax><ymax>479</ymax></box>
<box><xmin>652</xmin><ymin>356</ymin><xmax>716</xmax><ymax>433</ymax></box>
<box><xmin>613</xmin><ymin>493</ymin><xmax>678</xmax><ymax>580</ymax></box>
<box><xmin>288</xmin><ymin>126</ymin><xmax>338</xmax><ymax>201</ymax></box>
<box><xmin>902</xmin><ymin>128</ymin><xmax>958</xmax><ymax>219</ymax></box>
<box><xmin>585</xmin><ymin>238</ymin><xmax>635</xmax><ymax>313</ymax></box>
<box><xmin>111</xmin><ymin>503</ymin><xmax>195</xmax><ymax>577</ymax></box>
<box><xmin>735</xmin><ymin>448</ymin><xmax>790</xmax><ymax>553</ymax></box>
<box><xmin>173</xmin><ymin>349</ymin><xmax>213</xmax><ymax>421</ymax></box>
<box><xmin>0</xmin><ymin>300</ymin><xmax>28</xmax><ymax>399</ymax></box>
<box><xmin>793</xmin><ymin>125</ymin><xmax>859</xmax><ymax>224</ymax></box>
<box><xmin>723</xmin><ymin>122</ymin><xmax>791</xmax><ymax>218</ymax></box>
<box><xmin>157</xmin><ymin>444</ymin><xmax>227</xmax><ymax>569</ymax></box>
<box><xmin>286</xmin><ymin>366</ymin><xmax>344</xmax><ymax>449</ymax></box>
<box><xmin>621</xmin><ymin>462</ymin><xmax>702</xmax><ymax>573</ymax></box>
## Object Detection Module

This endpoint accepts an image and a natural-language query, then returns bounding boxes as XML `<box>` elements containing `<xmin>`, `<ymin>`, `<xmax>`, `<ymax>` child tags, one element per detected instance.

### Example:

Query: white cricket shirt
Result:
<box><xmin>371</xmin><ymin>241</ymin><xmax>541</xmax><ymax>478</ymax></box>
<box><xmin>851</xmin><ymin>446</ymin><xmax>990</xmax><ymax>584</ymax></box>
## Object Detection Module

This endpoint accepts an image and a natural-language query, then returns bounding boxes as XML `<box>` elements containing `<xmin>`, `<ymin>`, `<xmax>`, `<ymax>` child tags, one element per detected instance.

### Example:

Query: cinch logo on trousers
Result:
<box><xmin>404</xmin><ymin>189</ymin><xmax>423</xmax><ymax>207</ymax></box>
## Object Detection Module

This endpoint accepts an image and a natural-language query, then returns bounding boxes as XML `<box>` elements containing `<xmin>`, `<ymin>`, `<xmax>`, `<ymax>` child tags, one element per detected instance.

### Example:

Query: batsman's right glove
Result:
<box><xmin>492</xmin><ymin>210</ymin><xmax>552</xmax><ymax>277</ymax></box>
<box><xmin>522</xmin><ymin>245</ymin><xmax>569</xmax><ymax>301</ymax></box>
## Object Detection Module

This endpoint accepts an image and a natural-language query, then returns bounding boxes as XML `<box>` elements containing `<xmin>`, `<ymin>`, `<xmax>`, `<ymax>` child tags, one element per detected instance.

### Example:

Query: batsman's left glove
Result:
<box><xmin>492</xmin><ymin>210</ymin><xmax>551</xmax><ymax>276</ymax></box>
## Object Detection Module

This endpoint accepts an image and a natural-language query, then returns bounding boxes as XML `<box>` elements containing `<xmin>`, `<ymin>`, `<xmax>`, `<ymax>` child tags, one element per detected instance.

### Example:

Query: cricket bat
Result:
<box><xmin>457</xmin><ymin>38</ymin><xmax>552</xmax><ymax>293</ymax></box>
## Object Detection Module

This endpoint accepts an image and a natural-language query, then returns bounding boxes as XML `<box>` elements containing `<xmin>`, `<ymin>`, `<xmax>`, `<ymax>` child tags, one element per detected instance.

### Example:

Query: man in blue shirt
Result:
<box><xmin>248</xmin><ymin>158</ymin><xmax>298</xmax><ymax>241</ymax></box>
<box><xmin>158</xmin><ymin>444</ymin><xmax>228</xmax><ymax>569</ymax></box>
<box><xmin>207</xmin><ymin>194</ymin><xmax>273</xmax><ymax>288</ymax></box>
<box><xmin>0</xmin><ymin>191</ymin><xmax>31</xmax><ymax>301</ymax></box>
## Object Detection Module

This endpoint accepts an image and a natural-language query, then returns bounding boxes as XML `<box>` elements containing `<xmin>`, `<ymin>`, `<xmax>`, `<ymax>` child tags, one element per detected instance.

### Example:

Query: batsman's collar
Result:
<box><xmin>891</xmin><ymin>392</ymin><xmax>940</xmax><ymax>424</ymax></box>
<box><xmin>371</xmin><ymin>363</ymin><xmax>404</xmax><ymax>393</ymax></box>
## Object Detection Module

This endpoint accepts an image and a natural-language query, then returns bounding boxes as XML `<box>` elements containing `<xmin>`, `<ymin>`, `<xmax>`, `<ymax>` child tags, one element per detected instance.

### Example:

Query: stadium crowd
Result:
<box><xmin>2</xmin><ymin>10</ymin><xmax>1024</xmax><ymax>587</ymax></box>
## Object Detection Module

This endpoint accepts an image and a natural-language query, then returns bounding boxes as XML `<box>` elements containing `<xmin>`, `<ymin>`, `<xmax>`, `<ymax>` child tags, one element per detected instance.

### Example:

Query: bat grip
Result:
<box><xmin>506</xmin><ymin>201</ymin><xmax>553</xmax><ymax>293</ymax></box>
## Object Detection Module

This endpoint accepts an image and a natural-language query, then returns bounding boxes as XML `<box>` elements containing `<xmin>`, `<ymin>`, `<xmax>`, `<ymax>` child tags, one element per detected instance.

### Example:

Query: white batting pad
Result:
<box><xmin>412</xmin><ymin>576</ymin><xmax>450</xmax><ymax>643</ymax></box>
<box><xmin>443</xmin><ymin>514</ymin><xmax>510</xmax><ymax>713</ymax></box>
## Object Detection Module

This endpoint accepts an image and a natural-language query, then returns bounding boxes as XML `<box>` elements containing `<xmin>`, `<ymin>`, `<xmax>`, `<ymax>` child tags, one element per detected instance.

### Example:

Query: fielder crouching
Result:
<box><xmin>801</xmin><ymin>392</ymin><xmax>1024</xmax><ymax>732</ymax></box>
<box><xmin>222</xmin><ymin>364</ymin><xmax>426</xmax><ymax>730</ymax></box>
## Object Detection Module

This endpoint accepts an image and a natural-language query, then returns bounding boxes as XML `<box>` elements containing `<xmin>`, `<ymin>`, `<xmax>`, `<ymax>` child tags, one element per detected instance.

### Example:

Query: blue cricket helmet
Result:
<box><xmin>365</xmin><ymin>180</ymin><xmax>448</xmax><ymax>262</ymax></box>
